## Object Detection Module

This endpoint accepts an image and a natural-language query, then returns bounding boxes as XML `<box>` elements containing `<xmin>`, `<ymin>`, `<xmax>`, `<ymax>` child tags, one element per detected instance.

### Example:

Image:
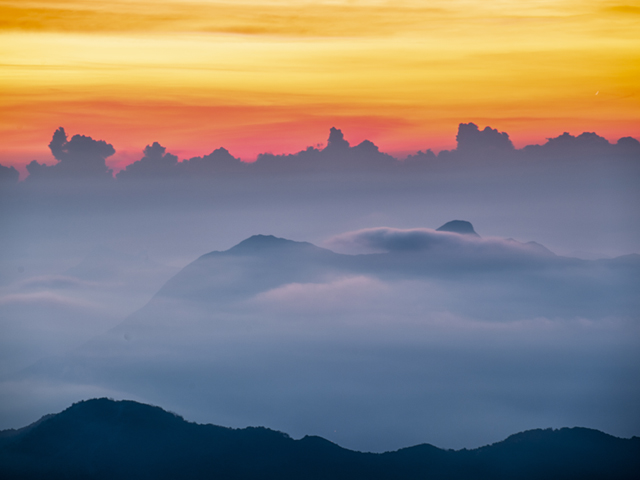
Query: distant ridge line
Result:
<box><xmin>1</xmin><ymin>398</ymin><xmax>638</xmax><ymax>480</ymax></box>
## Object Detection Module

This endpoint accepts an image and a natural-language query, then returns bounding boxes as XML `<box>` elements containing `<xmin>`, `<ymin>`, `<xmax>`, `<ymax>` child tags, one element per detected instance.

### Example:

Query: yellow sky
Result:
<box><xmin>1</xmin><ymin>0</ymin><xmax>639</xmax><ymax>173</ymax></box>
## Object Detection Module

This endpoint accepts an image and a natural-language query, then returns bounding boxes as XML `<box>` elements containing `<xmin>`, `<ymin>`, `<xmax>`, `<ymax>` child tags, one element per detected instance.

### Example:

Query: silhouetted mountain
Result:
<box><xmin>152</xmin><ymin>224</ymin><xmax>565</xmax><ymax>309</ymax></box>
<box><xmin>86</xmin><ymin>224</ymin><xmax>638</xmax><ymax>337</ymax></box>
<box><xmin>227</xmin><ymin>234</ymin><xmax>325</xmax><ymax>255</ymax></box>
<box><xmin>436</xmin><ymin>220</ymin><xmax>480</xmax><ymax>236</ymax></box>
<box><xmin>153</xmin><ymin>234</ymin><xmax>348</xmax><ymax>304</ymax></box>
<box><xmin>0</xmin><ymin>398</ymin><xmax>638</xmax><ymax>480</ymax></box>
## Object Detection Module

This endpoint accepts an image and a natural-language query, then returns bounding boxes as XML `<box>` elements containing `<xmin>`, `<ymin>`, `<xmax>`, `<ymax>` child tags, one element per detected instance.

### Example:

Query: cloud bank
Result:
<box><xmin>2</xmin><ymin>226</ymin><xmax>637</xmax><ymax>453</ymax></box>
<box><xmin>326</xmin><ymin>226</ymin><xmax>554</xmax><ymax>258</ymax></box>
<box><xmin>7</xmin><ymin>123</ymin><xmax>638</xmax><ymax>182</ymax></box>
<box><xmin>25</xmin><ymin>127</ymin><xmax>115</xmax><ymax>181</ymax></box>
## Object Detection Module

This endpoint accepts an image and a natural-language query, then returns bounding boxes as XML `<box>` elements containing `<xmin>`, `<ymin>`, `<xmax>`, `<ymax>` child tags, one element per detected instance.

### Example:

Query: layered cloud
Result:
<box><xmin>3</xmin><ymin>228</ymin><xmax>636</xmax><ymax>452</ymax></box>
<box><xmin>25</xmin><ymin>128</ymin><xmax>115</xmax><ymax>181</ymax></box>
<box><xmin>0</xmin><ymin>164</ymin><xmax>19</xmax><ymax>184</ymax></box>
<box><xmin>252</xmin><ymin>275</ymin><xmax>389</xmax><ymax>315</ymax></box>
<box><xmin>13</xmin><ymin>123</ymin><xmax>639</xmax><ymax>182</ymax></box>
<box><xmin>116</xmin><ymin>143</ymin><xmax>245</xmax><ymax>180</ymax></box>
<box><xmin>326</xmin><ymin>226</ymin><xmax>554</xmax><ymax>258</ymax></box>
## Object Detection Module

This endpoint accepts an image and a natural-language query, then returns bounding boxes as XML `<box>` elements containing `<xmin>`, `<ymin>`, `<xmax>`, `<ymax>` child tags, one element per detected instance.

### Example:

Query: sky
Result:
<box><xmin>1</xmin><ymin>0</ymin><xmax>639</xmax><ymax>175</ymax></box>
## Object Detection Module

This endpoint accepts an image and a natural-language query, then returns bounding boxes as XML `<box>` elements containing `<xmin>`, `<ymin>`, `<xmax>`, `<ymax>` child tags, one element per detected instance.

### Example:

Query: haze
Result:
<box><xmin>0</xmin><ymin>124</ymin><xmax>638</xmax><ymax>452</ymax></box>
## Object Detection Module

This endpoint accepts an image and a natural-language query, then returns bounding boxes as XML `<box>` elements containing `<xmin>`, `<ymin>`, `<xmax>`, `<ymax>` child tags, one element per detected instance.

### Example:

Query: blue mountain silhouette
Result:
<box><xmin>1</xmin><ymin>398</ymin><xmax>638</xmax><ymax>480</ymax></box>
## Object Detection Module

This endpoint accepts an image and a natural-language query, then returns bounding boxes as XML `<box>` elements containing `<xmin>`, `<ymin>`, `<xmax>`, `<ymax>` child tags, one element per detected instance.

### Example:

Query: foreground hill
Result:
<box><xmin>0</xmin><ymin>399</ymin><xmax>638</xmax><ymax>480</ymax></box>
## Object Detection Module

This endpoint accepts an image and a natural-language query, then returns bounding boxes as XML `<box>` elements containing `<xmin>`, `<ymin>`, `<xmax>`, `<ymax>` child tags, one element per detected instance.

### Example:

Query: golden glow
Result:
<box><xmin>1</xmin><ymin>0</ymin><xmax>639</xmax><ymax>174</ymax></box>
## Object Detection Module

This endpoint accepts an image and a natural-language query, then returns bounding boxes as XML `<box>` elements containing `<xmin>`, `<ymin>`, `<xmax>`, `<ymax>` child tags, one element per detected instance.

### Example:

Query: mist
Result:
<box><xmin>0</xmin><ymin>123</ymin><xmax>638</xmax><ymax>452</ymax></box>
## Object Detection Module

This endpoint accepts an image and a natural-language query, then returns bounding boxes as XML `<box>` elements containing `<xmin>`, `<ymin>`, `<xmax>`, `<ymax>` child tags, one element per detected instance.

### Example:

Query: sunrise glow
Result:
<box><xmin>1</xmin><ymin>0</ymin><xmax>639</xmax><ymax>175</ymax></box>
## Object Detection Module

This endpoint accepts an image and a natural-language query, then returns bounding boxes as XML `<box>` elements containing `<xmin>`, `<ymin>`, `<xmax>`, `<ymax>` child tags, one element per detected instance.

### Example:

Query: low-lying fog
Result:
<box><xmin>0</xmin><ymin>124</ymin><xmax>638</xmax><ymax>451</ymax></box>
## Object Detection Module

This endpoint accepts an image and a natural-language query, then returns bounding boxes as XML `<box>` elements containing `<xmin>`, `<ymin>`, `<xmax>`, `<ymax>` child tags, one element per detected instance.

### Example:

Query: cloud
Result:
<box><xmin>13</xmin><ymin>275</ymin><xmax>107</xmax><ymax>291</ymax></box>
<box><xmin>0</xmin><ymin>291</ymin><xmax>96</xmax><ymax>309</ymax></box>
<box><xmin>325</xmin><ymin>225</ymin><xmax>553</xmax><ymax>258</ymax></box>
<box><xmin>455</xmin><ymin>122</ymin><xmax>514</xmax><ymax>153</ymax></box>
<box><xmin>0</xmin><ymin>290</ymin><xmax>100</xmax><ymax>311</ymax></box>
<box><xmin>522</xmin><ymin>131</ymin><xmax>611</xmax><ymax>158</ymax></box>
<box><xmin>606</xmin><ymin>5</ymin><xmax>640</xmax><ymax>15</ymax></box>
<box><xmin>116</xmin><ymin>143</ymin><xmax>244</xmax><ymax>180</ymax></box>
<box><xmin>252</xmin><ymin>275</ymin><xmax>388</xmax><ymax>314</ymax></box>
<box><xmin>13</xmin><ymin>123</ymin><xmax>640</xmax><ymax>183</ymax></box>
<box><xmin>1</xmin><ymin>226</ymin><xmax>638</xmax><ymax>452</ymax></box>
<box><xmin>252</xmin><ymin>127</ymin><xmax>397</xmax><ymax>174</ymax></box>
<box><xmin>180</xmin><ymin>147</ymin><xmax>245</xmax><ymax>175</ymax></box>
<box><xmin>325</xmin><ymin>126</ymin><xmax>350</xmax><ymax>151</ymax></box>
<box><xmin>432</xmin><ymin>123</ymin><xmax>640</xmax><ymax>167</ymax></box>
<box><xmin>617</xmin><ymin>136</ymin><xmax>640</xmax><ymax>153</ymax></box>
<box><xmin>115</xmin><ymin>142</ymin><xmax>178</xmax><ymax>180</ymax></box>
<box><xmin>402</xmin><ymin>148</ymin><xmax>438</xmax><ymax>168</ymax></box>
<box><xmin>26</xmin><ymin>128</ymin><xmax>115</xmax><ymax>181</ymax></box>
<box><xmin>0</xmin><ymin>163</ymin><xmax>19</xmax><ymax>183</ymax></box>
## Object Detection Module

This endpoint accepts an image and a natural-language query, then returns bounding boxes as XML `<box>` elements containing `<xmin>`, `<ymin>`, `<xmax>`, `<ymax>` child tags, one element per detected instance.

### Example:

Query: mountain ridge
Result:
<box><xmin>1</xmin><ymin>398</ymin><xmax>638</xmax><ymax>480</ymax></box>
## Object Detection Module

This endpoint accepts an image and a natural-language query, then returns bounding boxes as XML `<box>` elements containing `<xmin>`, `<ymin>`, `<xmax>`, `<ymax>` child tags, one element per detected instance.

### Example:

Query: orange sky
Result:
<box><xmin>1</xmin><ymin>0</ymin><xmax>639</xmax><ymax>176</ymax></box>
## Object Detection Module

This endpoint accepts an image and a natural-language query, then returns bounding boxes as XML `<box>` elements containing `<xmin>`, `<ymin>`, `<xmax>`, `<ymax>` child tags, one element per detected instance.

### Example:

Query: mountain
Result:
<box><xmin>4</xmin><ymin>224</ymin><xmax>639</xmax><ymax>453</ymax></box>
<box><xmin>0</xmin><ymin>398</ymin><xmax>638</xmax><ymax>480</ymax></box>
<box><xmin>154</xmin><ymin>234</ymin><xmax>349</xmax><ymax>304</ymax></box>
<box><xmin>436</xmin><ymin>220</ymin><xmax>480</xmax><ymax>236</ymax></box>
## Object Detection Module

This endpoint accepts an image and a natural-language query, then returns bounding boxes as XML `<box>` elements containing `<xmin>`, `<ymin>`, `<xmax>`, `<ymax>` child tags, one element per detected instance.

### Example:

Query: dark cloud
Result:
<box><xmin>522</xmin><ymin>131</ymin><xmax>612</xmax><ymax>158</ymax></box>
<box><xmin>180</xmin><ymin>147</ymin><xmax>245</xmax><ymax>175</ymax></box>
<box><xmin>26</xmin><ymin>128</ymin><xmax>115</xmax><ymax>181</ymax></box>
<box><xmin>11</xmin><ymin>123</ymin><xmax>640</xmax><ymax>183</ymax></box>
<box><xmin>0</xmin><ymin>163</ymin><xmax>19</xmax><ymax>184</ymax></box>
<box><xmin>616</xmin><ymin>136</ymin><xmax>640</xmax><ymax>152</ymax></box>
<box><xmin>252</xmin><ymin>127</ymin><xmax>397</xmax><ymax>173</ymax></box>
<box><xmin>432</xmin><ymin>124</ymin><xmax>640</xmax><ymax>166</ymax></box>
<box><xmin>455</xmin><ymin>122</ymin><xmax>514</xmax><ymax>153</ymax></box>
<box><xmin>326</xmin><ymin>126</ymin><xmax>350</xmax><ymax>151</ymax></box>
<box><xmin>116</xmin><ymin>142</ymin><xmax>178</xmax><ymax>180</ymax></box>
<box><xmin>116</xmin><ymin>143</ymin><xmax>245</xmax><ymax>180</ymax></box>
<box><xmin>325</xmin><ymin>225</ymin><xmax>555</xmax><ymax>261</ymax></box>
<box><xmin>402</xmin><ymin>148</ymin><xmax>438</xmax><ymax>168</ymax></box>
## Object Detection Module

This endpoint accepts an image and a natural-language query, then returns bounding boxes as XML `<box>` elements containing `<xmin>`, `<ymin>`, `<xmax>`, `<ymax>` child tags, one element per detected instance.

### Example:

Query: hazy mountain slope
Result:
<box><xmin>0</xmin><ymin>247</ymin><xmax>179</xmax><ymax>376</ymax></box>
<box><xmin>4</xmin><ymin>225</ymin><xmax>639</xmax><ymax>452</ymax></box>
<box><xmin>154</xmin><ymin>234</ymin><xmax>353</xmax><ymax>304</ymax></box>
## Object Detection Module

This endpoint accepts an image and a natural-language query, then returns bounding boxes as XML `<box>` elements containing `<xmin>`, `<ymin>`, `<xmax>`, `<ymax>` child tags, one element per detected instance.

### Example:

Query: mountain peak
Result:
<box><xmin>436</xmin><ymin>220</ymin><xmax>480</xmax><ymax>237</ymax></box>
<box><xmin>227</xmin><ymin>235</ymin><xmax>317</xmax><ymax>254</ymax></box>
